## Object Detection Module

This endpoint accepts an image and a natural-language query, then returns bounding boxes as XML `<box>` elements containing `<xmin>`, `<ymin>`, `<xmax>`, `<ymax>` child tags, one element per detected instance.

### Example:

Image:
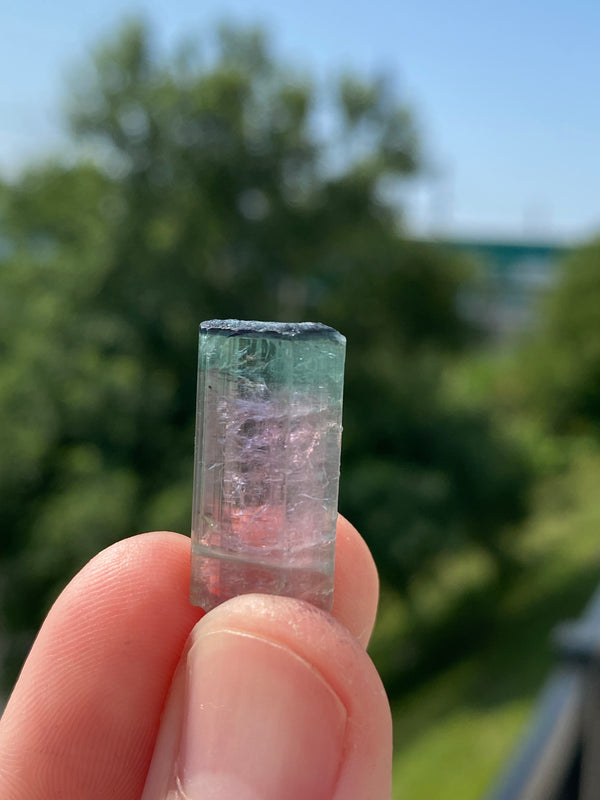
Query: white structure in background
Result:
<box><xmin>444</xmin><ymin>239</ymin><xmax>570</xmax><ymax>339</ymax></box>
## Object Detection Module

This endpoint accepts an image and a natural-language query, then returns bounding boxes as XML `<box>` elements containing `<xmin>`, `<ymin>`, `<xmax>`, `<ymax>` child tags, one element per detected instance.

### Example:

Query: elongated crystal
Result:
<box><xmin>190</xmin><ymin>320</ymin><xmax>346</xmax><ymax>611</ymax></box>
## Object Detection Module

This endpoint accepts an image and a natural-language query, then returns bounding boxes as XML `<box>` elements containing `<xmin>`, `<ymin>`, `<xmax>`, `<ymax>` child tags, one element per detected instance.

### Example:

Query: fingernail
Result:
<box><xmin>177</xmin><ymin>628</ymin><xmax>347</xmax><ymax>800</ymax></box>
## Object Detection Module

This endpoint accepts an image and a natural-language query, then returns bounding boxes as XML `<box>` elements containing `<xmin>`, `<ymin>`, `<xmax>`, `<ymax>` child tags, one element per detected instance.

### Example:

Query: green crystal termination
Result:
<box><xmin>190</xmin><ymin>320</ymin><xmax>346</xmax><ymax>611</ymax></box>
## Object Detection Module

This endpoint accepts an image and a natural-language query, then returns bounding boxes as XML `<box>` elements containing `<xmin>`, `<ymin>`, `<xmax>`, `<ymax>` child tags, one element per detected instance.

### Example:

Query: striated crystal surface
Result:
<box><xmin>190</xmin><ymin>320</ymin><xmax>346</xmax><ymax>611</ymax></box>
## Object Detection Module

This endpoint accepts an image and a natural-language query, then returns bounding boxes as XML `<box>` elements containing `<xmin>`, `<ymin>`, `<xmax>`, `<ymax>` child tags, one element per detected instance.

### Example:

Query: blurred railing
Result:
<box><xmin>484</xmin><ymin>585</ymin><xmax>600</xmax><ymax>800</ymax></box>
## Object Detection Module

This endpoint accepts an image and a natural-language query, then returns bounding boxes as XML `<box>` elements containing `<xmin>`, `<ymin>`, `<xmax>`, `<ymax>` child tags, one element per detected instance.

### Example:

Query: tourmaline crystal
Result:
<box><xmin>190</xmin><ymin>320</ymin><xmax>346</xmax><ymax>611</ymax></box>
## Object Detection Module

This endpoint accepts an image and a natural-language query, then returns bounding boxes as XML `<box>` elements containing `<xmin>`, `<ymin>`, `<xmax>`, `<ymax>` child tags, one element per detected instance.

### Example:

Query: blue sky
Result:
<box><xmin>2</xmin><ymin>0</ymin><xmax>599</xmax><ymax>241</ymax></box>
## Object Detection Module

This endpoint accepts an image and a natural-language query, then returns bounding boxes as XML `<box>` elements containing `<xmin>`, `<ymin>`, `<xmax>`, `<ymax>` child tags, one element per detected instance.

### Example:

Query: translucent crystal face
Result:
<box><xmin>190</xmin><ymin>320</ymin><xmax>346</xmax><ymax>611</ymax></box>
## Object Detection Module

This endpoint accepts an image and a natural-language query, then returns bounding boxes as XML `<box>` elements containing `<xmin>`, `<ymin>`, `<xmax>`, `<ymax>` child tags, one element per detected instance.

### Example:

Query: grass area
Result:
<box><xmin>370</xmin><ymin>448</ymin><xmax>600</xmax><ymax>800</ymax></box>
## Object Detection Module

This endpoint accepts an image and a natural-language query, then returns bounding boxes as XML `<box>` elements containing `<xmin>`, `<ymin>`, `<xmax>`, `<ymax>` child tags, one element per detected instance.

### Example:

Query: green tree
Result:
<box><xmin>0</xmin><ymin>20</ymin><xmax>530</xmax><ymax>684</ymax></box>
<box><xmin>525</xmin><ymin>239</ymin><xmax>600</xmax><ymax>433</ymax></box>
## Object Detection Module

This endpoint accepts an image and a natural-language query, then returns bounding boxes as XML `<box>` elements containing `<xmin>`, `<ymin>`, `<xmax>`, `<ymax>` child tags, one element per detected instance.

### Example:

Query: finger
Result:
<box><xmin>0</xmin><ymin>532</ymin><xmax>203</xmax><ymax>800</ymax></box>
<box><xmin>142</xmin><ymin>594</ymin><xmax>392</xmax><ymax>800</ymax></box>
<box><xmin>0</xmin><ymin>517</ymin><xmax>379</xmax><ymax>800</ymax></box>
<box><xmin>332</xmin><ymin>514</ymin><xmax>379</xmax><ymax>648</ymax></box>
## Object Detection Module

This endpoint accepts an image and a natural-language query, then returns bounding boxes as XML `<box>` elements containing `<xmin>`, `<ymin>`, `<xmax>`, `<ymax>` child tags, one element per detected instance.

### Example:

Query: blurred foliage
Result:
<box><xmin>523</xmin><ymin>238</ymin><xmax>600</xmax><ymax>435</ymax></box>
<box><xmin>0</xmin><ymin>20</ymin><xmax>532</xmax><ymax>685</ymax></box>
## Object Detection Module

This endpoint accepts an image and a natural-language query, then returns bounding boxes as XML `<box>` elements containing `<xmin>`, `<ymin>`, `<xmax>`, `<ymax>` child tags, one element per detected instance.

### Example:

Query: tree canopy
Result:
<box><xmin>524</xmin><ymin>239</ymin><xmax>600</xmax><ymax>433</ymax></box>
<box><xmin>0</xmin><ymin>20</ymin><xmax>531</xmax><ymax>685</ymax></box>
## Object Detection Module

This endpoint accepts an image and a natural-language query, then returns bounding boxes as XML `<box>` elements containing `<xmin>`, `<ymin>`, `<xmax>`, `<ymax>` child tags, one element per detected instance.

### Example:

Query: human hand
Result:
<box><xmin>0</xmin><ymin>516</ymin><xmax>392</xmax><ymax>799</ymax></box>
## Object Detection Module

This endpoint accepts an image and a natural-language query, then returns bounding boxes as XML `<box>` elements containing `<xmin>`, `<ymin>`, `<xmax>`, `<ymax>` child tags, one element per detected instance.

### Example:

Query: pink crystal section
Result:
<box><xmin>190</xmin><ymin>320</ymin><xmax>346</xmax><ymax>611</ymax></box>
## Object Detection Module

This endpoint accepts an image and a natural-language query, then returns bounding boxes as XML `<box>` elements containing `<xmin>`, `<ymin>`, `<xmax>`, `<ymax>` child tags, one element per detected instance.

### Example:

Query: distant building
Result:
<box><xmin>443</xmin><ymin>238</ymin><xmax>570</xmax><ymax>338</ymax></box>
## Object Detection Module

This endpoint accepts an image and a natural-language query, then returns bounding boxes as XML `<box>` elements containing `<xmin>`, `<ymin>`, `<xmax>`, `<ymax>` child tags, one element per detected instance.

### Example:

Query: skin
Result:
<box><xmin>0</xmin><ymin>516</ymin><xmax>392</xmax><ymax>800</ymax></box>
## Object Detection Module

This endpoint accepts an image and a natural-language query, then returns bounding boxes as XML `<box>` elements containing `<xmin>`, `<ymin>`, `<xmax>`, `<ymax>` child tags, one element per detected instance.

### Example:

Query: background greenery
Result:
<box><xmin>1</xmin><ymin>19</ymin><xmax>600</xmax><ymax>799</ymax></box>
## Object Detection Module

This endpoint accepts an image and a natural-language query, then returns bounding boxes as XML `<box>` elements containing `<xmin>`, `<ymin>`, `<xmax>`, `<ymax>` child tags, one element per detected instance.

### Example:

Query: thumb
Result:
<box><xmin>142</xmin><ymin>594</ymin><xmax>392</xmax><ymax>800</ymax></box>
